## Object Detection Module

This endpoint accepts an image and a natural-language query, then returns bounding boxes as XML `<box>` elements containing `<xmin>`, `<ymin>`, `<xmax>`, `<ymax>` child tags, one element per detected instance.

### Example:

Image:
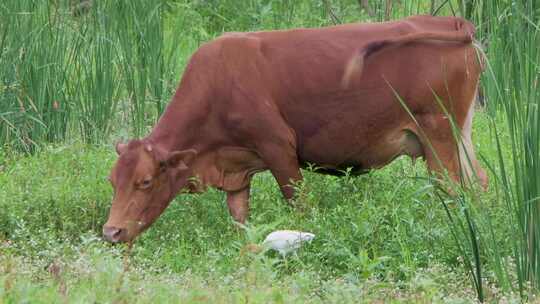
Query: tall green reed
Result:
<box><xmin>112</xmin><ymin>1</ymin><xmax>165</xmax><ymax>136</ymax></box>
<box><xmin>0</xmin><ymin>1</ymin><xmax>72</xmax><ymax>152</ymax></box>
<box><xmin>0</xmin><ymin>0</ymin><xmax>180</xmax><ymax>151</ymax></box>
<box><xmin>488</xmin><ymin>2</ymin><xmax>540</xmax><ymax>294</ymax></box>
<box><xmin>70</xmin><ymin>2</ymin><xmax>120</xmax><ymax>144</ymax></box>
<box><xmin>433</xmin><ymin>0</ymin><xmax>540</xmax><ymax>300</ymax></box>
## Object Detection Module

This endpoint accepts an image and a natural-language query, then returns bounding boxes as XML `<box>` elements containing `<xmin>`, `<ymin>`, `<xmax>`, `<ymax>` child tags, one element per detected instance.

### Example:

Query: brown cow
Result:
<box><xmin>103</xmin><ymin>15</ymin><xmax>487</xmax><ymax>243</ymax></box>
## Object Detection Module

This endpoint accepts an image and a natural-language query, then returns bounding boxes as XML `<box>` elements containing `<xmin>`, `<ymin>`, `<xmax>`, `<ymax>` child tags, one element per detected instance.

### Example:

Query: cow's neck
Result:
<box><xmin>146</xmin><ymin>88</ymin><xmax>208</xmax><ymax>154</ymax></box>
<box><xmin>145</xmin><ymin>67</ymin><xmax>220</xmax><ymax>192</ymax></box>
<box><xmin>147</xmin><ymin>115</ymin><xmax>193</xmax><ymax>152</ymax></box>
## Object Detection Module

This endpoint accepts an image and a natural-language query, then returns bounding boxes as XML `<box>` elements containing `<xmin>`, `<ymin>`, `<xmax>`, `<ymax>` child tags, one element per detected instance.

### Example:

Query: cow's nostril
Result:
<box><xmin>103</xmin><ymin>226</ymin><xmax>123</xmax><ymax>243</ymax></box>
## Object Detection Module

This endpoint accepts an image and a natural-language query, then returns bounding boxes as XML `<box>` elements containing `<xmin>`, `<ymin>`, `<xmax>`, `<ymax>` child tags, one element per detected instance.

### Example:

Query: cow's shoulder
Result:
<box><xmin>186</xmin><ymin>31</ymin><xmax>261</xmax><ymax>62</ymax></box>
<box><xmin>212</xmin><ymin>32</ymin><xmax>268</xmax><ymax>83</ymax></box>
<box><xmin>220</xmin><ymin>31</ymin><xmax>249</xmax><ymax>38</ymax></box>
<box><xmin>214</xmin><ymin>31</ymin><xmax>264</xmax><ymax>54</ymax></box>
<box><xmin>179</xmin><ymin>32</ymin><xmax>265</xmax><ymax>86</ymax></box>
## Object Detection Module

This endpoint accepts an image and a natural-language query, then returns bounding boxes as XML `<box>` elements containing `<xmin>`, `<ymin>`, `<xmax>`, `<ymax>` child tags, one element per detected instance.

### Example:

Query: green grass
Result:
<box><xmin>0</xmin><ymin>113</ymin><xmax>527</xmax><ymax>302</ymax></box>
<box><xmin>0</xmin><ymin>242</ymin><xmax>482</xmax><ymax>303</ymax></box>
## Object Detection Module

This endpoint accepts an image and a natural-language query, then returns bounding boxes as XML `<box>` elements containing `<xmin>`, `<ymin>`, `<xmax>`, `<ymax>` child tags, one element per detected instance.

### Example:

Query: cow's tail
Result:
<box><xmin>341</xmin><ymin>26</ymin><xmax>476</xmax><ymax>88</ymax></box>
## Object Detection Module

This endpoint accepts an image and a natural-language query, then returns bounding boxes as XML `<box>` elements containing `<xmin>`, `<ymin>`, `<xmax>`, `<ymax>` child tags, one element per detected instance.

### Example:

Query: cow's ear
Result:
<box><xmin>165</xmin><ymin>149</ymin><xmax>197</xmax><ymax>170</ymax></box>
<box><xmin>115</xmin><ymin>142</ymin><xmax>128</xmax><ymax>155</ymax></box>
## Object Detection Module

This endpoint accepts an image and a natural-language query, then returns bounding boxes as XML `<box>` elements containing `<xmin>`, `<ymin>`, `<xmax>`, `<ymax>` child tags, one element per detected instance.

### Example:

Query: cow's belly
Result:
<box><xmin>297</xmin><ymin>125</ymin><xmax>423</xmax><ymax>172</ymax></box>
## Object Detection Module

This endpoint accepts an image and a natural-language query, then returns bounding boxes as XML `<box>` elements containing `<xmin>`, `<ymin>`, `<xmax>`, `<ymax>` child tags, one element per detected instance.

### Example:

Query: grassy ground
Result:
<box><xmin>0</xmin><ymin>113</ymin><xmax>525</xmax><ymax>303</ymax></box>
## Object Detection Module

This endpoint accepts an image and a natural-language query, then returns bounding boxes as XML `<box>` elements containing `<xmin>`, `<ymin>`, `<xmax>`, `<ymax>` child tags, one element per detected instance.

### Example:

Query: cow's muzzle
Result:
<box><xmin>102</xmin><ymin>225</ymin><xmax>125</xmax><ymax>243</ymax></box>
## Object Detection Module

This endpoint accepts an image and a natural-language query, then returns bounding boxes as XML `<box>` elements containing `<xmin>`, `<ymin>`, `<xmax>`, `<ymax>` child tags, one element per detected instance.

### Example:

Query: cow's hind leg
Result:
<box><xmin>417</xmin><ymin>109</ymin><xmax>487</xmax><ymax>190</ymax></box>
<box><xmin>457</xmin><ymin>103</ymin><xmax>488</xmax><ymax>189</ymax></box>
<box><xmin>421</xmin><ymin>122</ymin><xmax>462</xmax><ymax>188</ymax></box>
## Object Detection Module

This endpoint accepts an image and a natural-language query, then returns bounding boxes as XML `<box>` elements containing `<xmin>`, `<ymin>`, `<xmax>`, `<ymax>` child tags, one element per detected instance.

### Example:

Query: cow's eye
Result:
<box><xmin>139</xmin><ymin>178</ymin><xmax>152</xmax><ymax>189</ymax></box>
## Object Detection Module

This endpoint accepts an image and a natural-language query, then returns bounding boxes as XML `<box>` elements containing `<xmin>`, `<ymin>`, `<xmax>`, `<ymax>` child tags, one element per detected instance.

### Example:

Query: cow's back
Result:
<box><xmin>215</xmin><ymin>16</ymin><xmax>481</xmax><ymax>168</ymax></box>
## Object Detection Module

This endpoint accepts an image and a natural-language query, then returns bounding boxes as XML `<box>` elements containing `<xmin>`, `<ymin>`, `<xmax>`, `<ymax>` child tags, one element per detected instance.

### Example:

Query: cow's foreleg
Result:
<box><xmin>266</xmin><ymin>147</ymin><xmax>302</xmax><ymax>201</ymax></box>
<box><xmin>257</xmin><ymin>141</ymin><xmax>302</xmax><ymax>201</ymax></box>
<box><xmin>272</xmin><ymin>163</ymin><xmax>303</xmax><ymax>201</ymax></box>
<box><xmin>231</xmin><ymin>91</ymin><xmax>302</xmax><ymax>201</ymax></box>
<box><xmin>226</xmin><ymin>186</ymin><xmax>250</xmax><ymax>224</ymax></box>
<box><xmin>246</xmin><ymin>113</ymin><xmax>302</xmax><ymax>201</ymax></box>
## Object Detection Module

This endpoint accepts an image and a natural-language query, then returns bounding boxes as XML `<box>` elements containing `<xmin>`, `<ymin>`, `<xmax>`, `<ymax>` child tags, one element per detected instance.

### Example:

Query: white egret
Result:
<box><xmin>262</xmin><ymin>230</ymin><xmax>315</xmax><ymax>256</ymax></box>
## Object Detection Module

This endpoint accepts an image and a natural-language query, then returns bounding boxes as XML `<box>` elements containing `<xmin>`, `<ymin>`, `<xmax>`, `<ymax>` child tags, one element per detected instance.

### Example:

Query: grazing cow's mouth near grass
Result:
<box><xmin>103</xmin><ymin>220</ymin><xmax>145</xmax><ymax>243</ymax></box>
<box><xmin>103</xmin><ymin>15</ymin><xmax>487</xmax><ymax>243</ymax></box>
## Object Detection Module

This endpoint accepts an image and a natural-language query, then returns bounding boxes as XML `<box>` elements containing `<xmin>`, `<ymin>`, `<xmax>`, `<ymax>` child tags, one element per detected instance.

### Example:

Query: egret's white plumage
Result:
<box><xmin>263</xmin><ymin>230</ymin><xmax>315</xmax><ymax>256</ymax></box>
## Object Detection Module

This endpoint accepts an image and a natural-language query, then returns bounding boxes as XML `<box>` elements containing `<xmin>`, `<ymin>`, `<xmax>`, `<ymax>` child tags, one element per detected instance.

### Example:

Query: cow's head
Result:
<box><xmin>102</xmin><ymin>140</ymin><xmax>197</xmax><ymax>243</ymax></box>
